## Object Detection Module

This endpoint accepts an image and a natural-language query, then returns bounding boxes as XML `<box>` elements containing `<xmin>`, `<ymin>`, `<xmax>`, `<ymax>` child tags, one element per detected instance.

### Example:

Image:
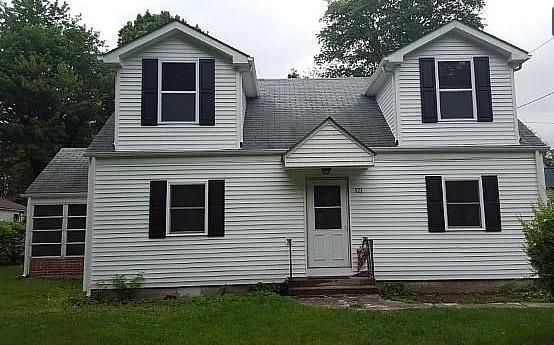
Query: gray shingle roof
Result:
<box><xmin>518</xmin><ymin>120</ymin><xmax>546</xmax><ymax>146</ymax></box>
<box><xmin>0</xmin><ymin>199</ymin><xmax>26</xmax><ymax>211</ymax></box>
<box><xmin>243</xmin><ymin>78</ymin><xmax>396</xmax><ymax>149</ymax></box>
<box><xmin>86</xmin><ymin>113</ymin><xmax>115</xmax><ymax>154</ymax></box>
<box><xmin>25</xmin><ymin>148</ymin><xmax>88</xmax><ymax>195</ymax></box>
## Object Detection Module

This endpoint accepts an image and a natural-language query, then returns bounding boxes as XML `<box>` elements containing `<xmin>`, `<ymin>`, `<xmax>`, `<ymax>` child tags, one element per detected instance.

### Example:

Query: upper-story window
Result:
<box><xmin>159</xmin><ymin>61</ymin><xmax>198</xmax><ymax>122</ymax></box>
<box><xmin>436</xmin><ymin>60</ymin><xmax>477</xmax><ymax>120</ymax></box>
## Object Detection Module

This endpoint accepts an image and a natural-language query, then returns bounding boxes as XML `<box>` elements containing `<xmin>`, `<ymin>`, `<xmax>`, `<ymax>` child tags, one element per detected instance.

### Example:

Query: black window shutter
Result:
<box><xmin>425</xmin><ymin>176</ymin><xmax>445</xmax><ymax>232</ymax></box>
<box><xmin>208</xmin><ymin>180</ymin><xmax>225</xmax><ymax>237</ymax></box>
<box><xmin>419</xmin><ymin>58</ymin><xmax>438</xmax><ymax>123</ymax></box>
<box><xmin>482</xmin><ymin>175</ymin><xmax>501</xmax><ymax>232</ymax></box>
<box><xmin>149</xmin><ymin>180</ymin><xmax>167</xmax><ymax>239</ymax></box>
<box><xmin>199</xmin><ymin>59</ymin><xmax>216</xmax><ymax>126</ymax></box>
<box><xmin>474</xmin><ymin>57</ymin><xmax>493</xmax><ymax>122</ymax></box>
<box><xmin>141</xmin><ymin>59</ymin><xmax>158</xmax><ymax>126</ymax></box>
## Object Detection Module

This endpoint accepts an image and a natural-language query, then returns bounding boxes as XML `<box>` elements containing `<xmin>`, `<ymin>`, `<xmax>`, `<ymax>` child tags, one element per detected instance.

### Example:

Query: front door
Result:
<box><xmin>307</xmin><ymin>179</ymin><xmax>350</xmax><ymax>270</ymax></box>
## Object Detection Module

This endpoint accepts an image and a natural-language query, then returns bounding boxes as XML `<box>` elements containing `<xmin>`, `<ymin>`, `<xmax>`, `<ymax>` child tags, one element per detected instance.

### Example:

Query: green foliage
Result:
<box><xmin>2</xmin><ymin>266</ymin><xmax>554</xmax><ymax>345</ymax></box>
<box><xmin>0</xmin><ymin>221</ymin><xmax>25</xmax><ymax>264</ymax></box>
<box><xmin>110</xmin><ymin>273</ymin><xmax>144</xmax><ymax>301</ymax></box>
<box><xmin>316</xmin><ymin>0</ymin><xmax>485</xmax><ymax>77</ymax></box>
<box><xmin>378</xmin><ymin>282</ymin><xmax>416</xmax><ymax>301</ymax></box>
<box><xmin>0</xmin><ymin>0</ymin><xmax>114</xmax><ymax>197</ymax></box>
<box><xmin>247</xmin><ymin>282</ymin><xmax>286</xmax><ymax>295</ymax></box>
<box><xmin>522</xmin><ymin>200</ymin><xmax>554</xmax><ymax>295</ymax></box>
<box><xmin>117</xmin><ymin>10</ymin><xmax>201</xmax><ymax>46</ymax></box>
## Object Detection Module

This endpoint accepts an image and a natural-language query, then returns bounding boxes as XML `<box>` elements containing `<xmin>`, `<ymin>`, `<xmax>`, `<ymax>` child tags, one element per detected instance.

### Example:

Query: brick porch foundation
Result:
<box><xmin>29</xmin><ymin>258</ymin><xmax>84</xmax><ymax>278</ymax></box>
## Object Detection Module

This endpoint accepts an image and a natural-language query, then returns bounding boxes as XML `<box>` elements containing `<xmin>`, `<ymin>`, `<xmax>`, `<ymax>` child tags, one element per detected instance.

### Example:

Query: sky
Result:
<box><xmin>64</xmin><ymin>0</ymin><xmax>554</xmax><ymax>145</ymax></box>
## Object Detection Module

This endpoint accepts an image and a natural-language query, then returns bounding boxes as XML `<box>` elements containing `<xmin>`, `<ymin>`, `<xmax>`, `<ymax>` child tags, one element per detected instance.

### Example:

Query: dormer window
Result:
<box><xmin>159</xmin><ymin>61</ymin><xmax>198</xmax><ymax>122</ymax></box>
<box><xmin>436</xmin><ymin>60</ymin><xmax>476</xmax><ymax>120</ymax></box>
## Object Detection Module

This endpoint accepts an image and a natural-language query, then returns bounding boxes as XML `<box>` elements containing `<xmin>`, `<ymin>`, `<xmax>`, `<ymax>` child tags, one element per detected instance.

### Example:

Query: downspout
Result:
<box><xmin>535</xmin><ymin>150</ymin><xmax>547</xmax><ymax>204</ymax></box>
<box><xmin>83</xmin><ymin>156</ymin><xmax>95</xmax><ymax>295</ymax></box>
<box><xmin>22</xmin><ymin>196</ymin><xmax>32</xmax><ymax>277</ymax></box>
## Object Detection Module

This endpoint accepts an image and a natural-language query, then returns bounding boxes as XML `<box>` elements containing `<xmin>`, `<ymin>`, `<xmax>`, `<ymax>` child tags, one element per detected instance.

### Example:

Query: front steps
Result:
<box><xmin>287</xmin><ymin>276</ymin><xmax>378</xmax><ymax>296</ymax></box>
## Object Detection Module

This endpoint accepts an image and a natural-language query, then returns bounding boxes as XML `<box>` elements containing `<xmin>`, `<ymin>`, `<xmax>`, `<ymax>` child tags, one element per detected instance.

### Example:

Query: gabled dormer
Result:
<box><xmin>102</xmin><ymin>21</ymin><xmax>258</xmax><ymax>151</ymax></box>
<box><xmin>367</xmin><ymin>21</ymin><xmax>532</xmax><ymax>147</ymax></box>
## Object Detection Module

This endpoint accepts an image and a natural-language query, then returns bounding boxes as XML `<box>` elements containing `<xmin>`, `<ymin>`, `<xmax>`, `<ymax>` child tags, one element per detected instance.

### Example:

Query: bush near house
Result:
<box><xmin>522</xmin><ymin>198</ymin><xmax>554</xmax><ymax>295</ymax></box>
<box><xmin>0</xmin><ymin>221</ymin><xmax>25</xmax><ymax>264</ymax></box>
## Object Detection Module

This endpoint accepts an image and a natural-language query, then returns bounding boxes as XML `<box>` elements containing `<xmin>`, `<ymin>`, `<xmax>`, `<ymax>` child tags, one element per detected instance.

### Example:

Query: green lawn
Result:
<box><xmin>0</xmin><ymin>266</ymin><xmax>553</xmax><ymax>345</ymax></box>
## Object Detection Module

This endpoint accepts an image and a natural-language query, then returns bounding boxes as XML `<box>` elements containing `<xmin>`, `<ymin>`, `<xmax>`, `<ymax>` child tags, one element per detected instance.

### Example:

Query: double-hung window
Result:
<box><xmin>168</xmin><ymin>183</ymin><xmax>207</xmax><ymax>235</ymax></box>
<box><xmin>443</xmin><ymin>179</ymin><xmax>484</xmax><ymax>229</ymax></box>
<box><xmin>436</xmin><ymin>60</ymin><xmax>477</xmax><ymax>120</ymax></box>
<box><xmin>159</xmin><ymin>61</ymin><xmax>198</xmax><ymax>122</ymax></box>
<box><xmin>31</xmin><ymin>204</ymin><xmax>86</xmax><ymax>257</ymax></box>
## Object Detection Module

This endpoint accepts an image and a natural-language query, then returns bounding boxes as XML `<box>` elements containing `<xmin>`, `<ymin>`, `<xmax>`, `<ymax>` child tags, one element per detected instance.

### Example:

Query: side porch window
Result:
<box><xmin>31</xmin><ymin>204</ymin><xmax>86</xmax><ymax>257</ymax></box>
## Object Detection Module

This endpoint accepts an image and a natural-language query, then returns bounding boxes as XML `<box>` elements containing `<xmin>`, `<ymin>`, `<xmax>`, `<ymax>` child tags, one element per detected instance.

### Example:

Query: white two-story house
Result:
<box><xmin>22</xmin><ymin>21</ymin><xmax>547</xmax><ymax>295</ymax></box>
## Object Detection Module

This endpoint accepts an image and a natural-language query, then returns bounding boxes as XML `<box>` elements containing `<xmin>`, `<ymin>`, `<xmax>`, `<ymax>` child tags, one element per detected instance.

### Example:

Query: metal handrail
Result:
<box><xmin>360</xmin><ymin>237</ymin><xmax>376</xmax><ymax>284</ymax></box>
<box><xmin>286</xmin><ymin>238</ymin><xmax>293</xmax><ymax>279</ymax></box>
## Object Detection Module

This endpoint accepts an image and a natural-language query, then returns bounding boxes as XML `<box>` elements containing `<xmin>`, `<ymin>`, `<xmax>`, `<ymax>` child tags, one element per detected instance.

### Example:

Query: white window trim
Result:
<box><xmin>442</xmin><ymin>176</ymin><xmax>486</xmax><ymax>231</ymax></box>
<box><xmin>435</xmin><ymin>58</ymin><xmax>478</xmax><ymax>122</ymax></box>
<box><xmin>30</xmin><ymin>204</ymin><xmax>86</xmax><ymax>258</ymax></box>
<box><xmin>166</xmin><ymin>181</ymin><xmax>209</xmax><ymax>237</ymax></box>
<box><xmin>157</xmin><ymin>59</ymin><xmax>200</xmax><ymax>124</ymax></box>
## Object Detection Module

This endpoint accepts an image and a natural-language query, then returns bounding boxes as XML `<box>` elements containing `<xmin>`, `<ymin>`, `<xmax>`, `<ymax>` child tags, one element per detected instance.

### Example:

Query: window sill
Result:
<box><xmin>166</xmin><ymin>232</ymin><xmax>208</xmax><ymax>237</ymax></box>
<box><xmin>444</xmin><ymin>228</ymin><xmax>486</xmax><ymax>232</ymax></box>
<box><xmin>437</xmin><ymin>118</ymin><xmax>477</xmax><ymax>122</ymax></box>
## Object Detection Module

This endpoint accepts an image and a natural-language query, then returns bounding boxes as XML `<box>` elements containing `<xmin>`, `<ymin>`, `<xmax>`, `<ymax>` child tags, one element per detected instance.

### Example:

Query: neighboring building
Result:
<box><xmin>22</xmin><ymin>21</ymin><xmax>547</xmax><ymax>295</ymax></box>
<box><xmin>0</xmin><ymin>198</ymin><xmax>26</xmax><ymax>222</ymax></box>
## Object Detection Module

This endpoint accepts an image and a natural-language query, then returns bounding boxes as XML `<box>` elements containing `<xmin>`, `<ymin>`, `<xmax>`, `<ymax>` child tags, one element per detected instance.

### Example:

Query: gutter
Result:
<box><xmin>372</xmin><ymin>145</ymin><xmax>549</xmax><ymax>153</ymax></box>
<box><xmin>20</xmin><ymin>192</ymin><xmax>88</xmax><ymax>198</ymax></box>
<box><xmin>85</xmin><ymin>148</ymin><xmax>286</xmax><ymax>158</ymax></box>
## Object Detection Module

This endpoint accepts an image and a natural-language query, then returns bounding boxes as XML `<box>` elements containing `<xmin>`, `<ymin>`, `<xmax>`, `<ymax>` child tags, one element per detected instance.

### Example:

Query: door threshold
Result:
<box><xmin>306</xmin><ymin>267</ymin><xmax>353</xmax><ymax>277</ymax></box>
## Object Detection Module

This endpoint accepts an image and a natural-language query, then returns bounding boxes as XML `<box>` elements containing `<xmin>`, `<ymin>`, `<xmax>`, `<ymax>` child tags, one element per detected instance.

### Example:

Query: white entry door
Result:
<box><xmin>307</xmin><ymin>179</ymin><xmax>350</xmax><ymax>270</ymax></box>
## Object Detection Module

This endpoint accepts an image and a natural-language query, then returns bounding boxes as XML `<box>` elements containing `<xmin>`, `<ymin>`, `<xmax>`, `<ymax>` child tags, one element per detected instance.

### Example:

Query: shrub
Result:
<box><xmin>378</xmin><ymin>282</ymin><xmax>415</xmax><ymax>301</ymax></box>
<box><xmin>247</xmin><ymin>282</ymin><xmax>286</xmax><ymax>295</ymax></box>
<box><xmin>522</xmin><ymin>200</ymin><xmax>554</xmax><ymax>295</ymax></box>
<box><xmin>0</xmin><ymin>221</ymin><xmax>25</xmax><ymax>264</ymax></box>
<box><xmin>111</xmin><ymin>273</ymin><xmax>144</xmax><ymax>301</ymax></box>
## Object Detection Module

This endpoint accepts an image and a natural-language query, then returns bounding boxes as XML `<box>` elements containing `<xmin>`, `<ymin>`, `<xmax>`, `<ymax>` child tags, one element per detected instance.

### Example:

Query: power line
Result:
<box><xmin>529</xmin><ymin>37</ymin><xmax>554</xmax><ymax>53</ymax></box>
<box><xmin>517</xmin><ymin>89</ymin><xmax>554</xmax><ymax>109</ymax></box>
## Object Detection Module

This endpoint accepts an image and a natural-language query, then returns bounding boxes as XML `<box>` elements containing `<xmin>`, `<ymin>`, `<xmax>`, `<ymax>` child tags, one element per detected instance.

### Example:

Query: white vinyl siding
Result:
<box><xmin>375</xmin><ymin>74</ymin><xmax>397</xmax><ymax>138</ymax></box>
<box><xmin>89</xmin><ymin>155</ymin><xmax>306</xmax><ymax>289</ymax></box>
<box><xmin>116</xmin><ymin>34</ymin><xmax>240</xmax><ymax>151</ymax></box>
<box><xmin>350</xmin><ymin>151</ymin><xmax>538</xmax><ymax>280</ymax></box>
<box><xmin>284</xmin><ymin>122</ymin><xmax>374</xmax><ymax>168</ymax></box>
<box><xmin>87</xmin><ymin>150</ymin><xmax>539</xmax><ymax>289</ymax></box>
<box><xmin>397</xmin><ymin>32</ymin><xmax>518</xmax><ymax>146</ymax></box>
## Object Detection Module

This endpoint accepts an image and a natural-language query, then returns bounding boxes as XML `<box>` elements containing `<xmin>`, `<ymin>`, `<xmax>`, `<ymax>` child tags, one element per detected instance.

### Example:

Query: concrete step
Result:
<box><xmin>287</xmin><ymin>276</ymin><xmax>374</xmax><ymax>288</ymax></box>
<box><xmin>288</xmin><ymin>285</ymin><xmax>379</xmax><ymax>296</ymax></box>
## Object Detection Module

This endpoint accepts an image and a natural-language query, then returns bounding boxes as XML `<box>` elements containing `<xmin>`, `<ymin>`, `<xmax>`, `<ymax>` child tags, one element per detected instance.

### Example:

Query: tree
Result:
<box><xmin>315</xmin><ymin>0</ymin><xmax>485</xmax><ymax>77</ymax></box>
<box><xmin>118</xmin><ymin>10</ymin><xmax>201</xmax><ymax>46</ymax></box>
<box><xmin>287</xmin><ymin>68</ymin><xmax>300</xmax><ymax>79</ymax></box>
<box><xmin>0</xmin><ymin>0</ymin><xmax>114</xmax><ymax>197</ymax></box>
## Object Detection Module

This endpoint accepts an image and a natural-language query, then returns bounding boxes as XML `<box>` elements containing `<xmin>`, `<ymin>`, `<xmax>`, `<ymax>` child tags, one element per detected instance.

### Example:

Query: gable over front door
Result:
<box><xmin>306</xmin><ymin>178</ymin><xmax>351</xmax><ymax>275</ymax></box>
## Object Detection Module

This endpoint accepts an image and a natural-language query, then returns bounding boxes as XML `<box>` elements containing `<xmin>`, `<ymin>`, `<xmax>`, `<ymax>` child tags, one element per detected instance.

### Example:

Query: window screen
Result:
<box><xmin>445</xmin><ymin>180</ymin><xmax>482</xmax><ymax>228</ymax></box>
<box><xmin>169</xmin><ymin>184</ymin><xmax>206</xmax><ymax>233</ymax></box>
<box><xmin>313</xmin><ymin>185</ymin><xmax>342</xmax><ymax>229</ymax></box>
<box><xmin>160</xmin><ymin>62</ymin><xmax>197</xmax><ymax>122</ymax></box>
<box><xmin>31</xmin><ymin>204</ymin><xmax>86</xmax><ymax>257</ymax></box>
<box><xmin>437</xmin><ymin>61</ymin><xmax>474</xmax><ymax>119</ymax></box>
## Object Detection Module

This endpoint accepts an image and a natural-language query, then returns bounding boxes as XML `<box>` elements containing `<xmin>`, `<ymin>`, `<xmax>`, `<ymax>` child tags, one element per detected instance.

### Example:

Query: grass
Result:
<box><xmin>1</xmin><ymin>266</ymin><xmax>553</xmax><ymax>345</ymax></box>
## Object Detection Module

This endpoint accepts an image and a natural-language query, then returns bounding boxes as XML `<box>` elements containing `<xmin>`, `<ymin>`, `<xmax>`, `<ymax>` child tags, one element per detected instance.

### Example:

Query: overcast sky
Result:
<box><xmin>65</xmin><ymin>0</ymin><xmax>554</xmax><ymax>144</ymax></box>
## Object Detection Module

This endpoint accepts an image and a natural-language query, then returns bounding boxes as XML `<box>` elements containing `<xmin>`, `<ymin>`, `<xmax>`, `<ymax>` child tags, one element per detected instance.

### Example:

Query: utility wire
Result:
<box><xmin>517</xmin><ymin>90</ymin><xmax>554</xmax><ymax>109</ymax></box>
<box><xmin>529</xmin><ymin>37</ymin><xmax>554</xmax><ymax>53</ymax></box>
